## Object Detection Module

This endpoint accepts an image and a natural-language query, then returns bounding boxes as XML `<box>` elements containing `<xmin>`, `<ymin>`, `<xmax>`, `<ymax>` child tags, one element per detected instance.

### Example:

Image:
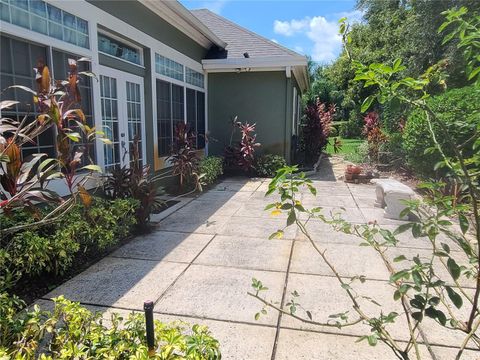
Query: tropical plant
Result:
<box><xmin>168</xmin><ymin>122</ymin><xmax>200</xmax><ymax>189</ymax></box>
<box><xmin>1</xmin><ymin>296</ymin><xmax>221</xmax><ymax>359</ymax></box>
<box><xmin>198</xmin><ymin>156</ymin><xmax>224</xmax><ymax>186</ymax></box>
<box><xmin>255</xmin><ymin>154</ymin><xmax>287</xmax><ymax>178</ymax></box>
<box><xmin>0</xmin><ymin>58</ymin><xmax>106</xmax><ymax>234</ymax></box>
<box><xmin>362</xmin><ymin>111</ymin><xmax>387</xmax><ymax>162</ymax></box>
<box><xmin>104</xmin><ymin>138</ymin><xmax>165</xmax><ymax>227</ymax></box>
<box><xmin>224</xmin><ymin>117</ymin><xmax>260</xmax><ymax>172</ymax></box>
<box><xmin>300</xmin><ymin>100</ymin><xmax>335</xmax><ymax>164</ymax></box>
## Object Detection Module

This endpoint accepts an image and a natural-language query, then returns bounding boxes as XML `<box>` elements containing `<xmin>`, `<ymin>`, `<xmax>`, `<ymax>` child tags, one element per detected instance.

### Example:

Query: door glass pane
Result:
<box><xmin>126</xmin><ymin>81</ymin><xmax>142</xmax><ymax>166</ymax></box>
<box><xmin>186</xmin><ymin>88</ymin><xmax>196</xmax><ymax>146</ymax></box>
<box><xmin>156</xmin><ymin>79</ymin><xmax>171</xmax><ymax>156</ymax></box>
<box><xmin>100</xmin><ymin>75</ymin><xmax>120</xmax><ymax>171</ymax></box>
<box><xmin>171</xmin><ymin>84</ymin><xmax>184</xmax><ymax>149</ymax></box>
<box><xmin>196</xmin><ymin>91</ymin><xmax>205</xmax><ymax>149</ymax></box>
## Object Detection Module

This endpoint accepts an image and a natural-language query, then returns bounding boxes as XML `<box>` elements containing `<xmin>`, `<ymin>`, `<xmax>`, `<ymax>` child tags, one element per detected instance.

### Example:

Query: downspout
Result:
<box><xmin>284</xmin><ymin>66</ymin><xmax>292</xmax><ymax>164</ymax></box>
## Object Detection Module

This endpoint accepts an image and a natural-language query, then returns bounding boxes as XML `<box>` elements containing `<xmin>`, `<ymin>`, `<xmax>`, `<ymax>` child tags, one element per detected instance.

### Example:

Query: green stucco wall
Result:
<box><xmin>207</xmin><ymin>71</ymin><xmax>292</xmax><ymax>162</ymax></box>
<box><xmin>87</xmin><ymin>0</ymin><xmax>208</xmax><ymax>62</ymax></box>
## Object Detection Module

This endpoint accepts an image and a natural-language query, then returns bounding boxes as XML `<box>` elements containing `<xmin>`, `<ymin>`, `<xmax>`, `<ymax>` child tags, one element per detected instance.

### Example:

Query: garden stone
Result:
<box><xmin>372</xmin><ymin>178</ymin><xmax>415</xmax><ymax>220</ymax></box>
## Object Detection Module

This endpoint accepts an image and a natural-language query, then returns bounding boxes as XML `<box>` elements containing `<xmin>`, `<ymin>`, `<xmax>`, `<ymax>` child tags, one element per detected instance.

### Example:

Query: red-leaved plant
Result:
<box><xmin>301</xmin><ymin>99</ymin><xmax>336</xmax><ymax>163</ymax></box>
<box><xmin>362</xmin><ymin>111</ymin><xmax>387</xmax><ymax>161</ymax></box>
<box><xmin>224</xmin><ymin>117</ymin><xmax>260</xmax><ymax>172</ymax></box>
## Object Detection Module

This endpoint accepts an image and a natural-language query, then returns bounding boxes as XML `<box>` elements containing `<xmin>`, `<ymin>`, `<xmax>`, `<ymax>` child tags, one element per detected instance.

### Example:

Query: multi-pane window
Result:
<box><xmin>186</xmin><ymin>89</ymin><xmax>205</xmax><ymax>149</ymax></box>
<box><xmin>126</xmin><ymin>81</ymin><xmax>143</xmax><ymax>165</ymax></box>
<box><xmin>100</xmin><ymin>75</ymin><xmax>120</xmax><ymax>171</ymax></box>
<box><xmin>1</xmin><ymin>0</ymin><xmax>89</xmax><ymax>48</ymax></box>
<box><xmin>155</xmin><ymin>54</ymin><xmax>184</xmax><ymax>81</ymax></box>
<box><xmin>185</xmin><ymin>67</ymin><xmax>204</xmax><ymax>88</ymax></box>
<box><xmin>98</xmin><ymin>33</ymin><xmax>142</xmax><ymax>65</ymax></box>
<box><xmin>156</xmin><ymin>79</ymin><xmax>186</xmax><ymax>156</ymax></box>
<box><xmin>0</xmin><ymin>35</ymin><xmax>94</xmax><ymax>162</ymax></box>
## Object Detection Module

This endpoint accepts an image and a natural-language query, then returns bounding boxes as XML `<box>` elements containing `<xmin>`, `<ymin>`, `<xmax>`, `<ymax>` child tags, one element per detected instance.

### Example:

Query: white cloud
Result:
<box><xmin>273</xmin><ymin>19</ymin><xmax>309</xmax><ymax>36</ymax></box>
<box><xmin>307</xmin><ymin>16</ymin><xmax>342</xmax><ymax>63</ymax></box>
<box><xmin>200</xmin><ymin>0</ymin><xmax>227</xmax><ymax>14</ymax></box>
<box><xmin>273</xmin><ymin>14</ymin><xmax>353</xmax><ymax>63</ymax></box>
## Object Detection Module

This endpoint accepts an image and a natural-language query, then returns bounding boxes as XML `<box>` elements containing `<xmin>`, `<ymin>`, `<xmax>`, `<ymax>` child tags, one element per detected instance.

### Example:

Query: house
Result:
<box><xmin>0</xmin><ymin>0</ymin><xmax>308</xmax><ymax>188</ymax></box>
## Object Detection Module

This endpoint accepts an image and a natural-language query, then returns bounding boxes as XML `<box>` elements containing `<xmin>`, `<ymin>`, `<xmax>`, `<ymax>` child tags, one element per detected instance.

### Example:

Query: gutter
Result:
<box><xmin>141</xmin><ymin>0</ymin><xmax>227</xmax><ymax>49</ymax></box>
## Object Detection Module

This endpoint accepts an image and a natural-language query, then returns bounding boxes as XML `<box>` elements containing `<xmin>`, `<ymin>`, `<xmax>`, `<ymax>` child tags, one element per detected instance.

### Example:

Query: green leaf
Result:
<box><xmin>361</xmin><ymin>95</ymin><xmax>375</xmax><ymax>112</ymax></box>
<box><xmin>446</xmin><ymin>286</ymin><xmax>463</xmax><ymax>309</ymax></box>
<box><xmin>390</xmin><ymin>270</ymin><xmax>409</xmax><ymax>282</ymax></box>
<box><xmin>394</xmin><ymin>223</ymin><xmax>413</xmax><ymax>235</ymax></box>
<box><xmin>268</xmin><ymin>230</ymin><xmax>284</xmax><ymax>240</ymax></box>
<box><xmin>367</xmin><ymin>335</ymin><xmax>378</xmax><ymax>346</ymax></box>
<box><xmin>412</xmin><ymin>271</ymin><xmax>422</xmax><ymax>286</ymax></box>
<box><xmin>459</xmin><ymin>214</ymin><xmax>469</xmax><ymax>234</ymax></box>
<box><xmin>411</xmin><ymin>312</ymin><xmax>423</xmax><ymax>322</ymax></box>
<box><xmin>447</xmin><ymin>258</ymin><xmax>461</xmax><ymax>280</ymax></box>
<box><xmin>393</xmin><ymin>255</ymin><xmax>407</xmax><ymax>262</ymax></box>
<box><xmin>287</xmin><ymin>210</ymin><xmax>296</xmax><ymax>226</ymax></box>
<box><xmin>254</xmin><ymin>313</ymin><xmax>260</xmax><ymax>320</ymax></box>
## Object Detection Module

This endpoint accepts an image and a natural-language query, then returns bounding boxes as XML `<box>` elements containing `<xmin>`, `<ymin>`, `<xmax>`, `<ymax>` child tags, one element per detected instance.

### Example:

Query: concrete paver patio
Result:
<box><xmin>41</xmin><ymin>176</ymin><xmax>478</xmax><ymax>359</ymax></box>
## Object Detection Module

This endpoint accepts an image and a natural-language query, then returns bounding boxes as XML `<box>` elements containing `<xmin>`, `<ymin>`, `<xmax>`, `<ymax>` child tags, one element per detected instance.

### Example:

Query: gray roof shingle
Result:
<box><xmin>191</xmin><ymin>9</ymin><xmax>303</xmax><ymax>60</ymax></box>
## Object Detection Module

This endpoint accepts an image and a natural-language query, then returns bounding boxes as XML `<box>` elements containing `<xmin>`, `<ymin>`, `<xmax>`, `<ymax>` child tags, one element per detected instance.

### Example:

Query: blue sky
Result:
<box><xmin>179</xmin><ymin>0</ymin><xmax>362</xmax><ymax>63</ymax></box>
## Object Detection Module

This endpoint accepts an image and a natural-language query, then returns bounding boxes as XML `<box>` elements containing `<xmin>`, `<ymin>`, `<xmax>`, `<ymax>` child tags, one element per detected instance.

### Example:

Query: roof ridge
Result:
<box><xmin>191</xmin><ymin>8</ymin><xmax>304</xmax><ymax>58</ymax></box>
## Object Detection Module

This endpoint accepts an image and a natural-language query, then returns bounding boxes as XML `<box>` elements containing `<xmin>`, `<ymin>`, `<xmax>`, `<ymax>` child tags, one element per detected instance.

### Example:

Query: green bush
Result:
<box><xmin>255</xmin><ymin>154</ymin><xmax>287</xmax><ymax>177</ymax></box>
<box><xmin>0</xmin><ymin>197</ymin><xmax>138</xmax><ymax>292</ymax></box>
<box><xmin>378</xmin><ymin>132</ymin><xmax>406</xmax><ymax>166</ymax></box>
<box><xmin>403</xmin><ymin>86</ymin><xmax>479</xmax><ymax>178</ymax></box>
<box><xmin>198</xmin><ymin>156</ymin><xmax>224</xmax><ymax>185</ymax></box>
<box><xmin>0</xmin><ymin>296</ymin><xmax>221</xmax><ymax>359</ymax></box>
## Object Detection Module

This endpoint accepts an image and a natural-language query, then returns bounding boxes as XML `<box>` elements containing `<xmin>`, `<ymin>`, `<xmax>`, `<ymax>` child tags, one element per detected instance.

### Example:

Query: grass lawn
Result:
<box><xmin>326</xmin><ymin>137</ymin><xmax>366</xmax><ymax>163</ymax></box>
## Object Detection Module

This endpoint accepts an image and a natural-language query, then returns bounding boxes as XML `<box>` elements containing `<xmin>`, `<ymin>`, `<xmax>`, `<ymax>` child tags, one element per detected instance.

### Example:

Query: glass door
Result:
<box><xmin>99</xmin><ymin>67</ymin><xmax>145</xmax><ymax>171</ymax></box>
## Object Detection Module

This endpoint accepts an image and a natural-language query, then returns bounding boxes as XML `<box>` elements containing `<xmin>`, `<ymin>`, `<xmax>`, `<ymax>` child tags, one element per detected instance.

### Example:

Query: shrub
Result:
<box><xmin>168</xmin><ymin>122</ymin><xmax>200</xmax><ymax>189</ymax></box>
<box><xmin>104</xmin><ymin>139</ymin><xmax>165</xmax><ymax>227</ymax></box>
<box><xmin>0</xmin><ymin>197</ymin><xmax>138</xmax><ymax>292</ymax></box>
<box><xmin>1</xmin><ymin>296</ymin><xmax>221</xmax><ymax>359</ymax></box>
<box><xmin>255</xmin><ymin>154</ymin><xmax>287</xmax><ymax>177</ymax></box>
<box><xmin>300</xmin><ymin>100</ymin><xmax>335</xmax><ymax>164</ymax></box>
<box><xmin>378</xmin><ymin>132</ymin><xmax>406</xmax><ymax>166</ymax></box>
<box><xmin>224</xmin><ymin>119</ymin><xmax>261</xmax><ymax>172</ymax></box>
<box><xmin>403</xmin><ymin>85</ymin><xmax>479</xmax><ymax>178</ymax></box>
<box><xmin>198</xmin><ymin>156</ymin><xmax>224</xmax><ymax>186</ymax></box>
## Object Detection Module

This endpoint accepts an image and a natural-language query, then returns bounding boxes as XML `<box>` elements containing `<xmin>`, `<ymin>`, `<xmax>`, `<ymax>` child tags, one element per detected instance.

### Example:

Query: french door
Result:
<box><xmin>98</xmin><ymin>66</ymin><xmax>145</xmax><ymax>171</ymax></box>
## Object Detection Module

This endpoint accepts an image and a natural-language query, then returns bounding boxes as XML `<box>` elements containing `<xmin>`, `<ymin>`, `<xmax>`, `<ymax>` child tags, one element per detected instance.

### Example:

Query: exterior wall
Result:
<box><xmin>207</xmin><ymin>71</ymin><xmax>290</xmax><ymax>162</ymax></box>
<box><xmin>87</xmin><ymin>0</ymin><xmax>207</xmax><ymax>62</ymax></box>
<box><xmin>0</xmin><ymin>0</ymin><xmax>209</xmax><ymax>194</ymax></box>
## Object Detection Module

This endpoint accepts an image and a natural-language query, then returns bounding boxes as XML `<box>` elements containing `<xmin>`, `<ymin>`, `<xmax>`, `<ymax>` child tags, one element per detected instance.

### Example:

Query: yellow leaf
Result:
<box><xmin>271</xmin><ymin>209</ymin><xmax>282</xmax><ymax>216</ymax></box>
<box><xmin>78</xmin><ymin>185</ymin><xmax>92</xmax><ymax>208</ymax></box>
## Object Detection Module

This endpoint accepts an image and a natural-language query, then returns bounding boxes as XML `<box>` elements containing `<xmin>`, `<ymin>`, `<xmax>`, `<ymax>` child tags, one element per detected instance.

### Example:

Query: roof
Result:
<box><xmin>141</xmin><ymin>1</ymin><xmax>227</xmax><ymax>49</ymax></box>
<box><xmin>191</xmin><ymin>9</ymin><xmax>305</xmax><ymax>60</ymax></box>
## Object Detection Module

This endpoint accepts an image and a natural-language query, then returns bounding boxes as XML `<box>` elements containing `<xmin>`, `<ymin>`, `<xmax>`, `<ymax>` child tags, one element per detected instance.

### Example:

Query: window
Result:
<box><xmin>156</xmin><ymin>80</ymin><xmax>187</xmax><ymax>156</ymax></box>
<box><xmin>1</xmin><ymin>0</ymin><xmax>90</xmax><ymax>48</ymax></box>
<box><xmin>98</xmin><ymin>33</ymin><xmax>142</xmax><ymax>65</ymax></box>
<box><xmin>126</xmin><ymin>81</ymin><xmax>143</xmax><ymax>165</ymax></box>
<box><xmin>0</xmin><ymin>35</ymin><xmax>94</xmax><ymax>162</ymax></box>
<box><xmin>185</xmin><ymin>67</ymin><xmax>204</xmax><ymax>88</ymax></box>
<box><xmin>186</xmin><ymin>89</ymin><xmax>206</xmax><ymax>149</ymax></box>
<box><xmin>100</xmin><ymin>75</ymin><xmax>120</xmax><ymax>171</ymax></box>
<box><xmin>155</xmin><ymin>54</ymin><xmax>183</xmax><ymax>81</ymax></box>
